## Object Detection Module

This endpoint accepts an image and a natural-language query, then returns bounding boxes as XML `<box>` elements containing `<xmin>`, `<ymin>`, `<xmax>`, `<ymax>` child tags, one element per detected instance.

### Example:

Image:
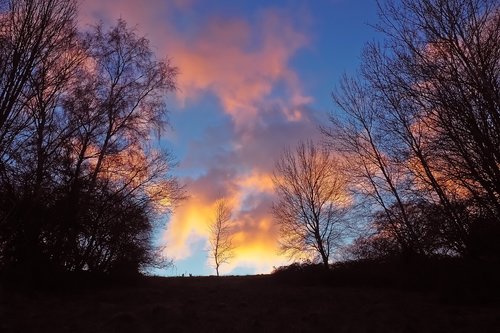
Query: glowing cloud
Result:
<box><xmin>80</xmin><ymin>1</ymin><xmax>312</xmax><ymax>126</ymax></box>
<box><xmin>171</xmin><ymin>11</ymin><xmax>311</xmax><ymax>126</ymax></box>
<box><xmin>79</xmin><ymin>1</ymin><xmax>320</xmax><ymax>274</ymax></box>
<box><xmin>163</xmin><ymin>105</ymin><xmax>322</xmax><ymax>274</ymax></box>
<box><xmin>164</xmin><ymin>168</ymin><xmax>278</xmax><ymax>261</ymax></box>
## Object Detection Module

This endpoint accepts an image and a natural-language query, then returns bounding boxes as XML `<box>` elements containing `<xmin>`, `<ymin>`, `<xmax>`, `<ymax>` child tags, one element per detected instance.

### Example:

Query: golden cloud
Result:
<box><xmin>79</xmin><ymin>1</ymin><xmax>315</xmax><ymax>274</ymax></box>
<box><xmin>163</xmin><ymin>169</ymin><xmax>286</xmax><ymax>270</ymax></box>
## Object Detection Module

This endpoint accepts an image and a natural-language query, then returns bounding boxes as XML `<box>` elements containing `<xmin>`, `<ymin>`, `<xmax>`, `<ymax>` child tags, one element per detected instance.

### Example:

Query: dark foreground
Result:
<box><xmin>1</xmin><ymin>263</ymin><xmax>500</xmax><ymax>332</ymax></box>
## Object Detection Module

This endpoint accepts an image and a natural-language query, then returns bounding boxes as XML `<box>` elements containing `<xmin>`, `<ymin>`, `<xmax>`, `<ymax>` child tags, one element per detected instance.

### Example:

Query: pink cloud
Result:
<box><xmin>79</xmin><ymin>2</ymin><xmax>312</xmax><ymax>126</ymax></box>
<box><xmin>164</xmin><ymin>106</ymin><xmax>323</xmax><ymax>273</ymax></box>
<box><xmin>79</xmin><ymin>1</ymin><xmax>319</xmax><ymax>274</ymax></box>
<box><xmin>171</xmin><ymin>11</ymin><xmax>312</xmax><ymax>126</ymax></box>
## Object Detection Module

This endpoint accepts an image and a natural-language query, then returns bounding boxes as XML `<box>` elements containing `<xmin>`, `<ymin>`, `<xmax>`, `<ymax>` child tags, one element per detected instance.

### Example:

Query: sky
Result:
<box><xmin>79</xmin><ymin>0</ymin><xmax>381</xmax><ymax>276</ymax></box>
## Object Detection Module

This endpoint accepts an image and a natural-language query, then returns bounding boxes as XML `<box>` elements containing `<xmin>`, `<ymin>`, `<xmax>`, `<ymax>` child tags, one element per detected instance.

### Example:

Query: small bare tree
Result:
<box><xmin>208</xmin><ymin>198</ymin><xmax>235</xmax><ymax>276</ymax></box>
<box><xmin>272</xmin><ymin>140</ymin><xmax>349</xmax><ymax>268</ymax></box>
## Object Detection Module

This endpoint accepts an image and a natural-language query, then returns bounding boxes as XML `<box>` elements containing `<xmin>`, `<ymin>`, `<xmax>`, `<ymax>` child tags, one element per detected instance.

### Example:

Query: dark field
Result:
<box><xmin>2</xmin><ymin>265</ymin><xmax>500</xmax><ymax>333</ymax></box>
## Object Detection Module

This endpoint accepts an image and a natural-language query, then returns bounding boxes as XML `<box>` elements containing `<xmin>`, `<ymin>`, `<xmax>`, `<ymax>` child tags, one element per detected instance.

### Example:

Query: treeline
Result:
<box><xmin>325</xmin><ymin>0</ymin><xmax>500</xmax><ymax>261</ymax></box>
<box><xmin>0</xmin><ymin>0</ymin><xmax>183</xmax><ymax>279</ymax></box>
<box><xmin>1</xmin><ymin>0</ymin><xmax>498</xmax><ymax>281</ymax></box>
<box><xmin>272</xmin><ymin>0</ymin><xmax>500</xmax><ymax>266</ymax></box>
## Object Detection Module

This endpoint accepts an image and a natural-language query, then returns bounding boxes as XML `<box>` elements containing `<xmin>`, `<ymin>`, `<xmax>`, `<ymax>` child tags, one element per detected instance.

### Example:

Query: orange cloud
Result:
<box><xmin>80</xmin><ymin>2</ymin><xmax>312</xmax><ymax>127</ymax></box>
<box><xmin>171</xmin><ymin>11</ymin><xmax>312</xmax><ymax>127</ymax></box>
<box><xmin>237</xmin><ymin>171</ymin><xmax>275</xmax><ymax>193</ymax></box>
<box><xmin>79</xmin><ymin>1</ymin><xmax>316</xmax><ymax>274</ymax></box>
<box><xmin>220</xmin><ymin>228</ymin><xmax>288</xmax><ymax>275</ymax></box>
<box><xmin>163</xmin><ymin>169</ymin><xmax>284</xmax><ymax>269</ymax></box>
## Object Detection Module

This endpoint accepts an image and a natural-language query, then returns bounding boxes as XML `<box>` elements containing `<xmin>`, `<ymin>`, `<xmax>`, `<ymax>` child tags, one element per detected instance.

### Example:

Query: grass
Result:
<box><xmin>1</xmin><ymin>259</ymin><xmax>500</xmax><ymax>332</ymax></box>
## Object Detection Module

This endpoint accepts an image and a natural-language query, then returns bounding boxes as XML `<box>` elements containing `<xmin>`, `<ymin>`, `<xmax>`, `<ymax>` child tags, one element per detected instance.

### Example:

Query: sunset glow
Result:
<box><xmin>79</xmin><ymin>0</ymin><xmax>379</xmax><ymax>275</ymax></box>
<box><xmin>2</xmin><ymin>1</ymin><xmax>498</xmax><ymax>330</ymax></box>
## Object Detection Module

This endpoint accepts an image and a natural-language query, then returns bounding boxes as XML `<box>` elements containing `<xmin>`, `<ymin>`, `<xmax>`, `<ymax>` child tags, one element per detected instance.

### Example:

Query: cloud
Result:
<box><xmin>80</xmin><ymin>2</ymin><xmax>312</xmax><ymax>126</ymax></box>
<box><xmin>171</xmin><ymin>11</ymin><xmax>311</xmax><ymax>127</ymax></box>
<box><xmin>79</xmin><ymin>1</ymin><xmax>321</xmax><ymax>274</ymax></box>
<box><xmin>164</xmin><ymin>105</ymin><xmax>322</xmax><ymax>273</ymax></box>
<box><xmin>164</xmin><ymin>166</ymin><xmax>287</xmax><ymax>272</ymax></box>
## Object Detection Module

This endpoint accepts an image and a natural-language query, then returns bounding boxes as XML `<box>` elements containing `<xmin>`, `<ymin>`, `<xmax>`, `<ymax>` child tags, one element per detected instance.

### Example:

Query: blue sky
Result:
<box><xmin>80</xmin><ymin>0</ymin><xmax>382</xmax><ymax>276</ymax></box>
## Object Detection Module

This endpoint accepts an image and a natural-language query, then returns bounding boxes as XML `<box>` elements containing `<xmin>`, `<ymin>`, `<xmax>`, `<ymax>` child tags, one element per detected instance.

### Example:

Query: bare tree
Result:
<box><xmin>0</xmin><ymin>7</ymin><xmax>184</xmax><ymax>276</ymax></box>
<box><xmin>272</xmin><ymin>140</ymin><xmax>348</xmax><ymax>268</ymax></box>
<box><xmin>54</xmin><ymin>20</ymin><xmax>182</xmax><ymax>273</ymax></box>
<box><xmin>0</xmin><ymin>0</ymin><xmax>78</xmax><ymax>163</ymax></box>
<box><xmin>208</xmin><ymin>198</ymin><xmax>235</xmax><ymax>276</ymax></box>
<box><xmin>324</xmin><ymin>77</ymin><xmax>433</xmax><ymax>257</ymax></box>
<box><xmin>325</xmin><ymin>0</ymin><xmax>500</xmax><ymax>259</ymax></box>
<box><xmin>366</xmin><ymin>0</ymin><xmax>500</xmax><ymax>256</ymax></box>
<box><xmin>0</xmin><ymin>0</ymin><xmax>81</xmax><ymax>273</ymax></box>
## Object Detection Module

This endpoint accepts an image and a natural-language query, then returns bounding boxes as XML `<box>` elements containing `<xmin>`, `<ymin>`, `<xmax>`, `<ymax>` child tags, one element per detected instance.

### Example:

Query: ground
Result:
<box><xmin>1</xmin><ymin>273</ymin><xmax>499</xmax><ymax>332</ymax></box>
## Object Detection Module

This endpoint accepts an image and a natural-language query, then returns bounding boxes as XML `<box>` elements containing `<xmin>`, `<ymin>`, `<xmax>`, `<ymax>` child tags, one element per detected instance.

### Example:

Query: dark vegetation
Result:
<box><xmin>0</xmin><ymin>0</ymin><xmax>499</xmax><ymax>330</ymax></box>
<box><xmin>269</xmin><ymin>0</ymin><xmax>500</xmax><ymax>269</ymax></box>
<box><xmin>0</xmin><ymin>0</ymin><xmax>183</xmax><ymax>281</ymax></box>
<box><xmin>320</xmin><ymin>0</ymin><xmax>500</xmax><ymax>263</ymax></box>
<box><xmin>273</xmin><ymin>258</ymin><xmax>500</xmax><ymax>303</ymax></box>
<box><xmin>2</xmin><ymin>263</ymin><xmax>500</xmax><ymax>332</ymax></box>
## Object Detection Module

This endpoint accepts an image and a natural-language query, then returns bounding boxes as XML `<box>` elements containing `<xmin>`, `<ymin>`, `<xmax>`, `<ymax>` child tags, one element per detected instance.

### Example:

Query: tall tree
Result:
<box><xmin>272</xmin><ymin>141</ymin><xmax>348</xmax><ymax>268</ymax></box>
<box><xmin>326</xmin><ymin>0</ymin><xmax>500</xmax><ymax>259</ymax></box>
<box><xmin>369</xmin><ymin>0</ymin><xmax>499</xmax><ymax>256</ymax></box>
<box><xmin>324</xmin><ymin>77</ymin><xmax>428</xmax><ymax>257</ymax></box>
<box><xmin>208</xmin><ymin>198</ymin><xmax>235</xmax><ymax>276</ymax></box>
<box><xmin>0</xmin><ymin>2</ymin><xmax>184</xmax><ymax>276</ymax></box>
<box><xmin>0</xmin><ymin>0</ymin><xmax>81</xmax><ymax>274</ymax></box>
<box><xmin>54</xmin><ymin>19</ymin><xmax>181</xmax><ymax>272</ymax></box>
<box><xmin>0</xmin><ymin>0</ymin><xmax>77</xmax><ymax>161</ymax></box>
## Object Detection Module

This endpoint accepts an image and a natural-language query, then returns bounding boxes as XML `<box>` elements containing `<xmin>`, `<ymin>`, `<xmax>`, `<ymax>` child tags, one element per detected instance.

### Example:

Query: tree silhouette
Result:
<box><xmin>325</xmin><ymin>0</ymin><xmax>500</xmax><ymax>259</ymax></box>
<box><xmin>324</xmin><ymin>77</ymin><xmax>428</xmax><ymax>257</ymax></box>
<box><xmin>0</xmin><ymin>1</ymin><xmax>184</xmax><ymax>277</ymax></box>
<box><xmin>272</xmin><ymin>141</ymin><xmax>349</xmax><ymax>268</ymax></box>
<box><xmin>54</xmin><ymin>19</ymin><xmax>182</xmax><ymax>273</ymax></box>
<box><xmin>0</xmin><ymin>0</ymin><xmax>82</xmax><ymax>275</ymax></box>
<box><xmin>208</xmin><ymin>198</ymin><xmax>235</xmax><ymax>276</ymax></box>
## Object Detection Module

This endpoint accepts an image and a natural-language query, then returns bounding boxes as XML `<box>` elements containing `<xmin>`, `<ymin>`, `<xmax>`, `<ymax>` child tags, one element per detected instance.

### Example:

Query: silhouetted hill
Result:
<box><xmin>273</xmin><ymin>258</ymin><xmax>500</xmax><ymax>305</ymax></box>
<box><xmin>2</xmin><ymin>259</ymin><xmax>500</xmax><ymax>332</ymax></box>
